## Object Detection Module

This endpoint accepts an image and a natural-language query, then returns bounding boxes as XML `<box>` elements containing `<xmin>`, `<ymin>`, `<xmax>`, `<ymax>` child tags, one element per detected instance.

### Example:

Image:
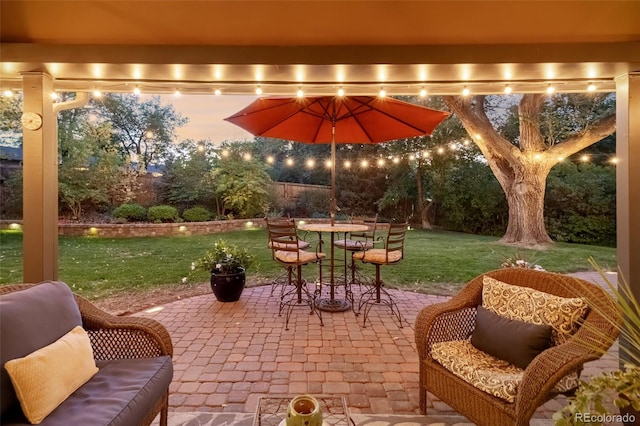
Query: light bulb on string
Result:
<box><xmin>255</xmin><ymin>85</ymin><xmax>262</xmax><ymax>95</ymax></box>
<box><xmin>462</xmin><ymin>87</ymin><xmax>470</xmax><ymax>96</ymax></box>
<box><xmin>306</xmin><ymin>159</ymin><xmax>315</xmax><ymax>168</ymax></box>
<box><xmin>580</xmin><ymin>154</ymin><xmax>589</xmax><ymax>162</ymax></box>
<box><xmin>2</xmin><ymin>89</ymin><xmax>14</xmax><ymax>97</ymax></box>
<box><xmin>297</xmin><ymin>88</ymin><xmax>304</xmax><ymax>98</ymax></box>
<box><xmin>419</xmin><ymin>88</ymin><xmax>427</xmax><ymax>98</ymax></box>
<box><xmin>337</xmin><ymin>87</ymin><xmax>345</xmax><ymax>97</ymax></box>
<box><xmin>93</xmin><ymin>89</ymin><xmax>102</xmax><ymax>97</ymax></box>
<box><xmin>546</xmin><ymin>85</ymin><xmax>555</xmax><ymax>95</ymax></box>
<box><xmin>174</xmin><ymin>89</ymin><xmax>181</xmax><ymax>96</ymax></box>
<box><xmin>133</xmin><ymin>86</ymin><xmax>141</xmax><ymax>95</ymax></box>
<box><xmin>360</xmin><ymin>159</ymin><xmax>369</xmax><ymax>168</ymax></box>
<box><xmin>286</xmin><ymin>158</ymin><xmax>294</xmax><ymax>166</ymax></box>
<box><xmin>392</xmin><ymin>157</ymin><xmax>400</xmax><ymax>164</ymax></box>
<box><xmin>266</xmin><ymin>155</ymin><xmax>275</xmax><ymax>164</ymax></box>
<box><xmin>377</xmin><ymin>158</ymin><xmax>385</xmax><ymax>167</ymax></box>
<box><xmin>214</xmin><ymin>89</ymin><xmax>222</xmax><ymax>96</ymax></box>
<box><xmin>379</xmin><ymin>88</ymin><xmax>386</xmax><ymax>98</ymax></box>
<box><xmin>610</xmin><ymin>157</ymin><xmax>619</xmax><ymax>164</ymax></box>
<box><xmin>325</xmin><ymin>160</ymin><xmax>332</xmax><ymax>169</ymax></box>
<box><xmin>504</xmin><ymin>85</ymin><xmax>512</xmax><ymax>94</ymax></box>
<box><xmin>437</xmin><ymin>147</ymin><xmax>445</xmax><ymax>155</ymax></box>
<box><xmin>50</xmin><ymin>92</ymin><xmax>59</xmax><ymax>100</ymax></box>
<box><xmin>343</xmin><ymin>160</ymin><xmax>351</xmax><ymax>169</ymax></box>
<box><xmin>587</xmin><ymin>83</ymin><xmax>596</xmax><ymax>92</ymax></box>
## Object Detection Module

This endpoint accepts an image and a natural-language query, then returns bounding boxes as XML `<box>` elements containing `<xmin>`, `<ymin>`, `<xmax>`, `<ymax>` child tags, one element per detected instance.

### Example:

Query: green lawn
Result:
<box><xmin>0</xmin><ymin>228</ymin><xmax>616</xmax><ymax>300</ymax></box>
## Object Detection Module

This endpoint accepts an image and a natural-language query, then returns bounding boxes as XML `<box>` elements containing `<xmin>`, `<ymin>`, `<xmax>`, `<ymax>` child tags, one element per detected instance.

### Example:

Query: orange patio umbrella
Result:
<box><xmin>224</xmin><ymin>96</ymin><xmax>450</xmax><ymax>224</ymax></box>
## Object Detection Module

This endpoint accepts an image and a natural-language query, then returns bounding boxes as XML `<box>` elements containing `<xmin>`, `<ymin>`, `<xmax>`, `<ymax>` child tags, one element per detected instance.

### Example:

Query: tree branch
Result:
<box><xmin>518</xmin><ymin>94</ymin><xmax>546</xmax><ymax>151</ymax></box>
<box><xmin>547</xmin><ymin>114</ymin><xmax>616</xmax><ymax>157</ymax></box>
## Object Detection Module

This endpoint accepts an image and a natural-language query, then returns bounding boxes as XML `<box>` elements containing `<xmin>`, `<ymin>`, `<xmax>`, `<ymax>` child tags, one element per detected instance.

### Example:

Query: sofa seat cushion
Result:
<box><xmin>1</xmin><ymin>356</ymin><xmax>173</xmax><ymax>426</ymax></box>
<box><xmin>430</xmin><ymin>340</ymin><xmax>579</xmax><ymax>403</ymax></box>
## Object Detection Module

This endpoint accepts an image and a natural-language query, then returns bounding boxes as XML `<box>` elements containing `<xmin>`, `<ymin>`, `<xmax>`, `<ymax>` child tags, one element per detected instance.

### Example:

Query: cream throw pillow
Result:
<box><xmin>482</xmin><ymin>275</ymin><xmax>589</xmax><ymax>345</ymax></box>
<box><xmin>4</xmin><ymin>326</ymin><xmax>99</xmax><ymax>424</ymax></box>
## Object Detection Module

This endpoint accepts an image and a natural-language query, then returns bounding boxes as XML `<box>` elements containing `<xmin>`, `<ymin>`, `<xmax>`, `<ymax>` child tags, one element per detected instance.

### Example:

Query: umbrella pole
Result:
<box><xmin>330</xmin><ymin>124</ymin><xmax>336</xmax><ymax>226</ymax></box>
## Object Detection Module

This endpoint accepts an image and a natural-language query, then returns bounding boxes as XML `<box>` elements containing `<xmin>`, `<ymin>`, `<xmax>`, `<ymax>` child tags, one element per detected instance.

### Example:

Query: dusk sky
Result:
<box><xmin>155</xmin><ymin>94</ymin><xmax>258</xmax><ymax>144</ymax></box>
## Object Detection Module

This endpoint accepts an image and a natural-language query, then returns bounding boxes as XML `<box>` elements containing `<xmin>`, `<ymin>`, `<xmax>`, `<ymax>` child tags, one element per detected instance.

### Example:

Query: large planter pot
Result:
<box><xmin>210</xmin><ymin>268</ymin><xmax>246</xmax><ymax>302</ymax></box>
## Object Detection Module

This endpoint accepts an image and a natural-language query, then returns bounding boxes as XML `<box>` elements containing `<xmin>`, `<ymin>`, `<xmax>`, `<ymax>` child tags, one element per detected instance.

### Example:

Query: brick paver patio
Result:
<box><xmin>140</xmin><ymin>271</ymin><xmax>619</xmax><ymax>422</ymax></box>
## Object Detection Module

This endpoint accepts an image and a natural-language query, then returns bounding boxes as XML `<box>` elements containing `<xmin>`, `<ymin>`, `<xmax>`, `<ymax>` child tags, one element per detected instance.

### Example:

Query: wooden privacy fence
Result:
<box><xmin>268</xmin><ymin>182</ymin><xmax>330</xmax><ymax>208</ymax></box>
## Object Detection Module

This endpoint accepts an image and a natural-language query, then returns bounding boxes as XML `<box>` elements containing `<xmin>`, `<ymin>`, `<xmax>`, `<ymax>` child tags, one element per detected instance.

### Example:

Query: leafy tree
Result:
<box><xmin>93</xmin><ymin>94</ymin><xmax>187</xmax><ymax>169</ymax></box>
<box><xmin>443</xmin><ymin>93</ymin><xmax>615</xmax><ymax>247</ymax></box>
<box><xmin>545</xmin><ymin>161</ymin><xmax>616</xmax><ymax>246</ymax></box>
<box><xmin>58</xmin><ymin>122</ymin><xmax>123</xmax><ymax>219</ymax></box>
<box><xmin>212</xmin><ymin>144</ymin><xmax>272</xmax><ymax>218</ymax></box>
<box><xmin>0</xmin><ymin>94</ymin><xmax>21</xmax><ymax>131</ymax></box>
<box><xmin>160</xmin><ymin>139</ymin><xmax>218</xmax><ymax>210</ymax></box>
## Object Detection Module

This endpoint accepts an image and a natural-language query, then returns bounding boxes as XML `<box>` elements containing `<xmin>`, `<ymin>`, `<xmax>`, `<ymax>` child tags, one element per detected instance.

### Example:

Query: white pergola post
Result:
<box><xmin>22</xmin><ymin>72</ymin><xmax>58</xmax><ymax>283</ymax></box>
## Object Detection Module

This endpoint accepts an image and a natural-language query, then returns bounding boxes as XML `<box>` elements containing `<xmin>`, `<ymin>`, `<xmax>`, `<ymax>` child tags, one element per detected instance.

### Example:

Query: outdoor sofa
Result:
<box><xmin>0</xmin><ymin>281</ymin><xmax>173</xmax><ymax>425</ymax></box>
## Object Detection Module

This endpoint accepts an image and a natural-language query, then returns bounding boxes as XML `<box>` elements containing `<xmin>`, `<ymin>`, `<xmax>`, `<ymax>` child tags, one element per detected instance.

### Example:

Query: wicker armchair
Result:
<box><xmin>414</xmin><ymin>269</ymin><xmax>620</xmax><ymax>426</ymax></box>
<box><xmin>0</xmin><ymin>283</ymin><xmax>173</xmax><ymax>426</ymax></box>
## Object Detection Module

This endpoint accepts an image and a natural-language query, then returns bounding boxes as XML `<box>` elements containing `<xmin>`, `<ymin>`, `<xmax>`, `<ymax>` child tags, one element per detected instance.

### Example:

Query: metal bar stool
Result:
<box><xmin>352</xmin><ymin>222</ymin><xmax>408</xmax><ymax>328</ymax></box>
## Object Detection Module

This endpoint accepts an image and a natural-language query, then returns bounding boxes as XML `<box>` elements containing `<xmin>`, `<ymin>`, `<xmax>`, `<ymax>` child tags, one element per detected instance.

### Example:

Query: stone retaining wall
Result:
<box><xmin>0</xmin><ymin>219</ymin><xmax>266</xmax><ymax>237</ymax></box>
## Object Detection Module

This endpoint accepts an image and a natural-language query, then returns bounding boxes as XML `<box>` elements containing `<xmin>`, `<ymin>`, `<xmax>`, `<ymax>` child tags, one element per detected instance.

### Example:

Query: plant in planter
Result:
<box><xmin>191</xmin><ymin>239</ymin><xmax>255</xmax><ymax>302</ymax></box>
<box><xmin>554</xmin><ymin>260</ymin><xmax>640</xmax><ymax>426</ymax></box>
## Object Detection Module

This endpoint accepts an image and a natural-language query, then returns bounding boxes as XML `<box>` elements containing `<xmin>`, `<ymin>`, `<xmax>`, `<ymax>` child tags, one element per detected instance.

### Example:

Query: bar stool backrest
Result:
<box><xmin>349</xmin><ymin>215</ymin><xmax>378</xmax><ymax>242</ymax></box>
<box><xmin>384</xmin><ymin>222</ymin><xmax>408</xmax><ymax>263</ymax></box>
<box><xmin>266</xmin><ymin>218</ymin><xmax>302</xmax><ymax>262</ymax></box>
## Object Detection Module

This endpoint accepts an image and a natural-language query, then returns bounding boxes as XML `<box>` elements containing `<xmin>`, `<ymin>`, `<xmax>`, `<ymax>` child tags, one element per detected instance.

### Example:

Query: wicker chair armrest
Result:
<box><xmin>415</xmin><ymin>286</ymin><xmax>482</xmax><ymax>359</ymax></box>
<box><xmin>515</xmin><ymin>339</ymin><xmax>604</xmax><ymax>417</ymax></box>
<box><xmin>74</xmin><ymin>294</ymin><xmax>173</xmax><ymax>360</ymax></box>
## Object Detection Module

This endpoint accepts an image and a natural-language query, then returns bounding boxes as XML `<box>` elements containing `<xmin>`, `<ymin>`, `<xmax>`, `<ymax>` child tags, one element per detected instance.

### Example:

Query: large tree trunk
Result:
<box><xmin>500</xmin><ymin>163</ymin><xmax>553</xmax><ymax>246</ymax></box>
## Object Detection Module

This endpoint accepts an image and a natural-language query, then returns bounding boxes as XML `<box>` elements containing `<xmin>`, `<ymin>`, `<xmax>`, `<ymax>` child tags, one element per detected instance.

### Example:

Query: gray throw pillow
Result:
<box><xmin>471</xmin><ymin>305</ymin><xmax>552</xmax><ymax>370</ymax></box>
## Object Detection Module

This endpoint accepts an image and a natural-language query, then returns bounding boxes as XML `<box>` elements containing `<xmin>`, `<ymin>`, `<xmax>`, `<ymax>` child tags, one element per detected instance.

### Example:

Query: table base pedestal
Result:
<box><xmin>315</xmin><ymin>298</ymin><xmax>351</xmax><ymax>312</ymax></box>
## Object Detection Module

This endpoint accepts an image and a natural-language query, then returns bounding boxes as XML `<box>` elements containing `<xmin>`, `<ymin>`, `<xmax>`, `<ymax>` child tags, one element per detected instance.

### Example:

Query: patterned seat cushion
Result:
<box><xmin>353</xmin><ymin>249</ymin><xmax>402</xmax><ymax>264</ymax></box>
<box><xmin>269</xmin><ymin>240</ymin><xmax>310</xmax><ymax>250</ymax></box>
<box><xmin>430</xmin><ymin>340</ymin><xmax>579</xmax><ymax>403</ymax></box>
<box><xmin>334</xmin><ymin>239</ymin><xmax>374</xmax><ymax>250</ymax></box>
<box><xmin>275</xmin><ymin>250</ymin><xmax>325</xmax><ymax>264</ymax></box>
<box><xmin>482</xmin><ymin>276</ymin><xmax>589</xmax><ymax>345</ymax></box>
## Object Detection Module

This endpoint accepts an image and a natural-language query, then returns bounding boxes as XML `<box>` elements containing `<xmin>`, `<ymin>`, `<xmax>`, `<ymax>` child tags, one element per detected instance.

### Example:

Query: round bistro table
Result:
<box><xmin>297</xmin><ymin>222</ymin><xmax>369</xmax><ymax>312</ymax></box>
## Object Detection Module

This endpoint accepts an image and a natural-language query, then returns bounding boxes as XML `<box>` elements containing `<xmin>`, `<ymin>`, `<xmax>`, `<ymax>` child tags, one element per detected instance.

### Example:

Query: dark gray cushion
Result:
<box><xmin>471</xmin><ymin>305</ymin><xmax>552</xmax><ymax>370</ymax></box>
<box><xmin>1</xmin><ymin>356</ymin><xmax>173</xmax><ymax>426</ymax></box>
<box><xmin>0</xmin><ymin>282</ymin><xmax>82</xmax><ymax>416</ymax></box>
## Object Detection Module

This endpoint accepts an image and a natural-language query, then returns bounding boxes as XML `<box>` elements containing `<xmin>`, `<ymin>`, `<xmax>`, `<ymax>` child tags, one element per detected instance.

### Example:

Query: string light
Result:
<box><xmin>360</xmin><ymin>159</ymin><xmax>369</xmax><ymax>168</ymax></box>
<box><xmin>324</xmin><ymin>160</ymin><xmax>332</xmax><ymax>168</ymax></box>
<box><xmin>243</xmin><ymin>152</ymin><xmax>252</xmax><ymax>161</ymax></box>
<box><xmin>377</xmin><ymin>158</ymin><xmax>385</xmax><ymax>167</ymax></box>
<box><xmin>214</xmin><ymin>89</ymin><xmax>222</xmax><ymax>96</ymax></box>
<box><xmin>266</xmin><ymin>155</ymin><xmax>275</xmax><ymax>164</ymax></box>
<box><xmin>462</xmin><ymin>87</ymin><xmax>470</xmax><ymax>96</ymax></box>
<box><xmin>546</xmin><ymin>85</ymin><xmax>555</xmax><ymax>95</ymax></box>
<box><xmin>221</xmin><ymin>149</ymin><xmax>229</xmax><ymax>157</ymax></box>
<box><xmin>297</xmin><ymin>88</ymin><xmax>304</xmax><ymax>98</ymax></box>
<box><xmin>449</xmin><ymin>143</ymin><xmax>457</xmax><ymax>151</ymax></box>
<box><xmin>610</xmin><ymin>157</ymin><xmax>619</xmax><ymax>164</ymax></box>
<box><xmin>133</xmin><ymin>86</ymin><xmax>141</xmax><ymax>95</ymax></box>
<box><xmin>306</xmin><ymin>159</ymin><xmax>315</xmax><ymax>168</ymax></box>
<box><xmin>286</xmin><ymin>157</ymin><xmax>294</xmax><ymax>166</ymax></box>
<box><xmin>337</xmin><ymin>87</ymin><xmax>345</xmax><ymax>97</ymax></box>
<box><xmin>343</xmin><ymin>160</ymin><xmax>352</xmax><ymax>169</ymax></box>
<box><xmin>409</xmin><ymin>154</ymin><xmax>416</xmax><ymax>161</ymax></box>
<box><xmin>255</xmin><ymin>85</ymin><xmax>262</xmax><ymax>95</ymax></box>
<box><xmin>587</xmin><ymin>83</ymin><xmax>596</xmax><ymax>92</ymax></box>
<box><xmin>504</xmin><ymin>85</ymin><xmax>512</xmax><ymax>94</ymax></box>
<box><xmin>580</xmin><ymin>154</ymin><xmax>589</xmax><ymax>162</ymax></box>
<box><xmin>93</xmin><ymin>89</ymin><xmax>102</xmax><ymax>97</ymax></box>
<box><xmin>174</xmin><ymin>89</ymin><xmax>181</xmax><ymax>96</ymax></box>
<box><xmin>419</xmin><ymin>88</ymin><xmax>427</xmax><ymax>98</ymax></box>
<box><xmin>378</xmin><ymin>88</ymin><xmax>386</xmax><ymax>98</ymax></box>
<box><xmin>437</xmin><ymin>147</ymin><xmax>445</xmax><ymax>154</ymax></box>
<box><xmin>2</xmin><ymin>89</ymin><xmax>13</xmax><ymax>97</ymax></box>
<box><xmin>392</xmin><ymin>157</ymin><xmax>400</xmax><ymax>164</ymax></box>
<box><xmin>50</xmin><ymin>92</ymin><xmax>59</xmax><ymax>100</ymax></box>
<box><xmin>423</xmin><ymin>151</ymin><xmax>430</xmax><ymax>158</ymax></box>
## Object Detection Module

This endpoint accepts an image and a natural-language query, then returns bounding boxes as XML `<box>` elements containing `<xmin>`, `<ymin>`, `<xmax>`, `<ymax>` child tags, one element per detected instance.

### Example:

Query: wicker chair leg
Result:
<box><xmin>419</xmin><ymin>387</ymin><xmax>427</xmax><ymax>415</ymax></box>
<box><xmin>160</xmin><ymin>392</ymin><xmax>169</xmax><ymax>426</ymax></box>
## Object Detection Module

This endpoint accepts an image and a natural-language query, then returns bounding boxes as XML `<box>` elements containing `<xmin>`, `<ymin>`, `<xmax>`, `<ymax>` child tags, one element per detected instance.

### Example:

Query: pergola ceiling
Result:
<box><xmin>1</xmin><ymin>0</ymin><xmax>640</xmax><ymax>96</ymax></box>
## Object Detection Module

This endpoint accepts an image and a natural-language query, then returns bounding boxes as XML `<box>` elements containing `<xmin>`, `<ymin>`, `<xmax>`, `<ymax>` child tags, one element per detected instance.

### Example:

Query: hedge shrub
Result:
<box><xmin>182</xmin><ymin>206</ymin><xmax>211</xmax><ymax>222</ymax></box>
<box><xmin>111</xmin><ymin>203</ymin><xmax>147</xmax><ymax>222</ymax></box>
<box><xmin>148</xmin><ymin>205</ymin><xmax>180</xmax><ymax>223</ymax></box>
